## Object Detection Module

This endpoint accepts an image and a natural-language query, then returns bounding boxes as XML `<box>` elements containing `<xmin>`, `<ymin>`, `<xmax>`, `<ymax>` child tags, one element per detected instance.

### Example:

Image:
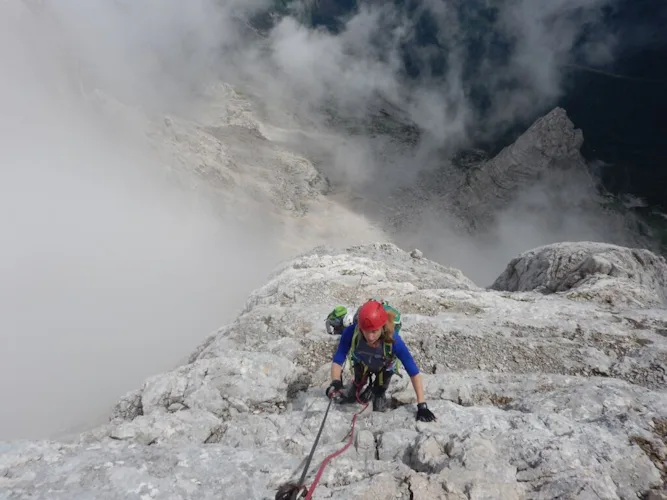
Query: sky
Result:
<box><xmin>0</xmin><ymin>0</ymin><xmax>644</xmax><ymax>440</ymax></box>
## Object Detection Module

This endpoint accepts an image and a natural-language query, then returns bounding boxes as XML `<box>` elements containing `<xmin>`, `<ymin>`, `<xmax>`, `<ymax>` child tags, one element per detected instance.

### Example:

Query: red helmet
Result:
<box><xmin>357</xmin><ymin>300</ymin><xmax>388</xmax><ymax>331</ymax></box>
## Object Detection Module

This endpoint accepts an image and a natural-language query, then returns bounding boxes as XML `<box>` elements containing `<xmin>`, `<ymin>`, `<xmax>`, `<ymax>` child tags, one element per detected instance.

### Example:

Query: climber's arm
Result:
<box><xmin>330</xmin><ymin>324</ymin><xmax>354</xmax><ymax>381</ymax></box>
<box><xmin>409</xmin><ymin>373</ymin><xmax>426</xmax><ymax>404</ymax></box>
<box><xmin>393</xmin><ymin>336</ymin><xmax>425</xmax><ymax>404</ymax></box>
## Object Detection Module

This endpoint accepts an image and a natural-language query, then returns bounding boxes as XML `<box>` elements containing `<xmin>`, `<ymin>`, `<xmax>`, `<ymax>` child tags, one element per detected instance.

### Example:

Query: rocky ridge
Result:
<box><xmin>2</xmin><ymin>241</ymin><xmax>667</xmax><ymax>499</ymax></box>
<box><xmin>388</xmin><ymin>108</ymin><xmax>657</xmax><ymax>259</ymax></box>
<box><xmin>453</xmin><ymin>107</ymin><xmax>591</xmax><ymax>225</ymax></box>
<box><xmin>77</xmin><ymin>50</ymin><xmax>661</xmax><ymax>281</ymax></box>
<box><xmin>82</xmin><ymin>80</ymin><xmax>388</xmax><ymax>258</ymax></box>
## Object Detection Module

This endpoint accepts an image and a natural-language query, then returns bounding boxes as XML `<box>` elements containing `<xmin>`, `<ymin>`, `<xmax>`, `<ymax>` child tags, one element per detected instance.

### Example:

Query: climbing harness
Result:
<box><xmin>341</xmin><ymin>272</ymin><xmax>366</xmax><ymax>373</ymax></box>
<box><xmin>347</xmin><ymin>325</ymin><xmax>401</xmax><ymax>378</ymax></box>
<box><xmin>275</xmin><ymin>376</ymin><xmax>370</xmax><ymax>500</ymax></box>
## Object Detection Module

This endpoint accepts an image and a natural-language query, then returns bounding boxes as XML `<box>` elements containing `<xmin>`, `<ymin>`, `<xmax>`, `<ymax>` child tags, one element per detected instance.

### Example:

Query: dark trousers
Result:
<box><xmin>352</xmin><ymin>363</ymin><xmax>394</xmax><ymax>396</ymax></box>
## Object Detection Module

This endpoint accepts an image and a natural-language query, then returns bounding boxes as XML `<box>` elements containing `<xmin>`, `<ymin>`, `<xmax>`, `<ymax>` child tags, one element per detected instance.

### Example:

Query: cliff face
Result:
<box><xmin>84</xmin><ymin>81</ymin><xmax>389</xmax><ymax>257</ymax></box>
<box><xmin>3</xmin><ymin>241</ymin><xmax>667</xmax><ymax>499</ymax></box>
<box><xmin>453</xmin><ymin>108</ymin><xmax>588</xmax><ymax>223</ymax></box>
<box><xmin>440</xmin><ymin>108</ymin><xmax>654</xmax><ymax>249</ymax></box>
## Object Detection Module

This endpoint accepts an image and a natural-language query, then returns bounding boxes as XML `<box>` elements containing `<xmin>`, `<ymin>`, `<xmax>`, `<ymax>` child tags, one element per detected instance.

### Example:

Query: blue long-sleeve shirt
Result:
<box><xmin>332</xmin><ymin>323</ymin><xmax>420</xmax><ymax>377</ymax></box>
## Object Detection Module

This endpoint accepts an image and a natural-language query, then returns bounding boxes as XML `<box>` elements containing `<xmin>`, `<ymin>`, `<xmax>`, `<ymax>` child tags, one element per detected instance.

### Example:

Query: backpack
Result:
<box><xmin>325</xmin><ymin>305</ymin><xmax>353</xmax><ymax>335</ymax></box>
<box><xmin>327</xmin><ymin>305</ymin><xmax>349</xmax><ymax>325</ymax></box>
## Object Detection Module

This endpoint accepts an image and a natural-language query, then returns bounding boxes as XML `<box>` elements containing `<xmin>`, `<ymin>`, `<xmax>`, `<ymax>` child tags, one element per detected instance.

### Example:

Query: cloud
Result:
<box><xmin>232</xmin><ymin>0</ymin><xmax>633</xmax><ymax>282</ymax></box>
<box><xmin>212</xmin><ymin>0</ymin><xmax>623</xmax><ymax>219</ymax></box>
<box><xmin>0</xmin><ymin>0</ymin><xmax>281</xmax><ymax>440</ymax></box>
<box><xmin>233</xmin><ymin>0</ymin><xmax>619</xmax><ymax>140</ymax></box>
<box><xmin>483</xmin><ymin>0</ymin><xmax>618</xmax><ymax>127</ymax></box>
<box><xmin>1</xmin><ymin>0</ymin><xmax>636</xmax><ymax>440</ymax></box>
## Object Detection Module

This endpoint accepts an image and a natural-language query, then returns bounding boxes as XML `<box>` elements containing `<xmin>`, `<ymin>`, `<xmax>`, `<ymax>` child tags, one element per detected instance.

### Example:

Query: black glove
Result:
<box><xmin>416</xmin><ymin>402</ymin><xmax>436</xmax><ymax>422</ymax></box>
<box><xmin>326</xmin><ymin>380</ymin><xmax>344</xmax><ymax>399</ymax></box>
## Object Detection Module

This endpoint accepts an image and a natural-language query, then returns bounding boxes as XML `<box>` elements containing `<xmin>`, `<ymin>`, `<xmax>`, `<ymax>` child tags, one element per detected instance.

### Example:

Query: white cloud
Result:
<box><xmin>1</xmin><ymin>0</ymin><xmax>631</xmax><ymax>440</ymax></box>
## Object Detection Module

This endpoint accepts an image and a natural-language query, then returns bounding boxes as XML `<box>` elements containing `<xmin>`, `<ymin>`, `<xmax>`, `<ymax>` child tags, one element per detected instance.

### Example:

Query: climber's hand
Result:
<box><xmin>326</xmin><ymin>380</ymin><xmax>344</xmax><ymax>399</ymax></box>
<box><xmin>416</xmin><ymin>402</ymin><xmax>436</xmax><ymax>422</ymax></box>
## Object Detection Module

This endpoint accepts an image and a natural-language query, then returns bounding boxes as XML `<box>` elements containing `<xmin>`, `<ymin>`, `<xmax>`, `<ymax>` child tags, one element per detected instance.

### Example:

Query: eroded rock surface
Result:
<box><xmin>2</xmin><ymin>242</ymin><xmax>667</xmax><ymax>499</ymax></box>
<box><xmin>83</xmin><ymin>80</ymin><xmax>389</xmax><ymax>258</ymax></box>
<box><xmin>492</xmin><ymin>241</ymin><xmax>667</xmax><ymax>308</ymax></box>
<box><xmin>454</xmin><ymin>109</ymin><xmax>656</xmax><ymax>253</ymax></box>
<box><xmin>455</xmin><ymin>108</ymin><xmax>588</xmax><ymax>220</ymax></box>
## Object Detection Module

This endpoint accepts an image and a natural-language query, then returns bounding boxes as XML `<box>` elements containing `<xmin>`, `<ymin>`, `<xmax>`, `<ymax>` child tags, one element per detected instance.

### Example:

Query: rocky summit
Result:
<box><xmin>2</xmin><ymin>241</ymin><xmax>667</xmax><ymax>499</ymax></box>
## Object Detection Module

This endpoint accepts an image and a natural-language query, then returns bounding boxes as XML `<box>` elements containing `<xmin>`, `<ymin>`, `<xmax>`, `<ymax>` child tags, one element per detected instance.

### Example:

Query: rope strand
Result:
<box><xmin>303</xmin><ymin>376</ymin><xmax>370</xmax><ymax>498</ymax></box>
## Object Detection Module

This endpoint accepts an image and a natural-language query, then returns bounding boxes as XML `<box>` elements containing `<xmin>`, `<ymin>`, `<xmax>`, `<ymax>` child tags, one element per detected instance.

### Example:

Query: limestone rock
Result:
<box><xmin>398</xmin><ymin>107</ymin><xmax>655</xmax><ymax>256</ymax></box>
<box><xmin>491</xmin><ymin>241</ymin><xmax>667</xmax><ymax>307</ymax></box>
<box><xmin>2</xmin><ymin>242</ymin><xmax>667</xmax><ymax>500</ymax></box>
<box><xmin>452</xmin><ymin>108</ymin><xmax>590</xmax><ymax>223</ymax></box>
<box><xmin>411</xmin><ymin>249</ymin><xmax>423</xmax><ymax>259</ymax></box>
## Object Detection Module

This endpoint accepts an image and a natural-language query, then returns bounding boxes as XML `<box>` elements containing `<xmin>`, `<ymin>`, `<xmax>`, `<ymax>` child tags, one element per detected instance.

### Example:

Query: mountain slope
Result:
<box><xmin>2</xmin><ymin>242</ymin><xmax>666</xmax><ymax>499</ymax></box>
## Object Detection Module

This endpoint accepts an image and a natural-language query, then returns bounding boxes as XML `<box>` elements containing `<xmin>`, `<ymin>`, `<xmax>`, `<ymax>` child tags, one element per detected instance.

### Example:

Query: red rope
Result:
<box><xmin>303</xmin><ymin>379</ymin><xmax>370</xmax><ymax>499</ymax></box>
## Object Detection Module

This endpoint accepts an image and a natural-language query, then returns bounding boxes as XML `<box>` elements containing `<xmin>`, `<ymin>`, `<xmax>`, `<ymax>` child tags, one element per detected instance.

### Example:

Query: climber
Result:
<box><xmin>324</xmin><ymin>305</ymin><xmax>354</xmax><ymax>335</ymax></box>
<box><xmin>325</xmin><ymin>300</ymin><xmax>436</xmax><ymax>422</ymax></box>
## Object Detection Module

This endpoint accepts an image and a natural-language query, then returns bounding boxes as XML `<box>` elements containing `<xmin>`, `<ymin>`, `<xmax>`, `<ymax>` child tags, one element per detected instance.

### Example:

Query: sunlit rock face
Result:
<box><xmin>2</xmin><ymin>241</ymin><xmax>667</xmax><ymax>500</ymax></box>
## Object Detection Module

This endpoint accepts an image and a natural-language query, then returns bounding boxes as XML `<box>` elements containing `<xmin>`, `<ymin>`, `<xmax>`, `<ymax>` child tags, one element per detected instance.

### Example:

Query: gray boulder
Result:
<box><xmin>491</xmin><ymin>241</ymin><xmax>667</xmax><ymax>308</ymax></box>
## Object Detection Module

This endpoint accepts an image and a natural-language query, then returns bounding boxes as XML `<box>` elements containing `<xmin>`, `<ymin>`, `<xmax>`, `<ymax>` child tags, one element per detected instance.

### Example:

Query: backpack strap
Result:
<box><xmin>346</xmin><ymin>326</ymin><xmax>360</xmax><ymax>374</ymax></box>
<box><xmin>347</xmin><ymin>326</ymin><xmax>396</xmax><ymax>376</ymax></box>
